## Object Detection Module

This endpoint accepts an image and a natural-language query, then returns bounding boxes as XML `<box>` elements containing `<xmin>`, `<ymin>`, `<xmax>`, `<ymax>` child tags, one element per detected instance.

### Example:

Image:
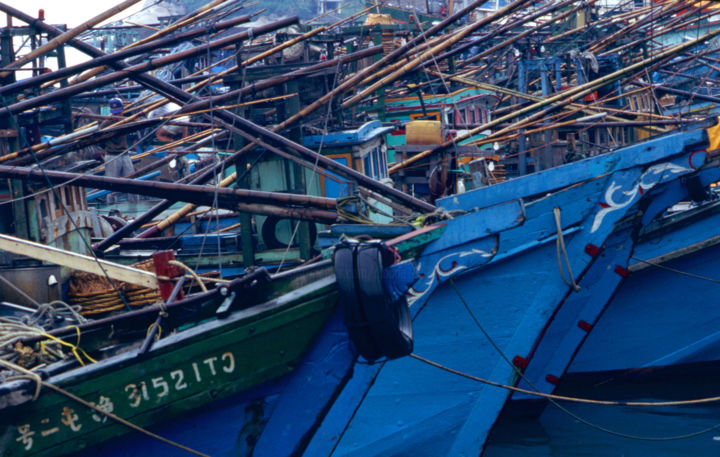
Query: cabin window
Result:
<box><xmin>455</xmin><ymin>109</ymin><xmax>466</xmax><ymax>126</ymax></box>
<box><xmin>480</xmin><ymin>107</ymin><xmax>488</xmax><ymax>124</ymax></box>
<box><xmin>467</xmin><ymin>107</ymin><xmax>476</xmax><ymax>124</ymax></box>
<box><xmin>364</xmin><ymin>155</ymin><xmax>374</xmax><ymax>179</ymax></box>
<box><xmin>378</xmin><ymin>146</ymin><xmax>388</xmax><ymax>179</ymax></box>
<box><xmin>372</xmin><ymin>148</ymin><xmax>380</xmax><ymax>179</ymax></box>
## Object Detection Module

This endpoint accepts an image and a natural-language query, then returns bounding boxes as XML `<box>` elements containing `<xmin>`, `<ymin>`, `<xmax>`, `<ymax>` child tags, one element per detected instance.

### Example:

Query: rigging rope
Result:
<box><xmin>0</xmin><ymin>358</ymin><xmax>210</xmax><ymax>456</ymax></box>
<box><xmin>444</xmin><ymin>278</ymin><xmax>720</xmax><ymax>441</ymax></box>
<box><xmin>554</xmin><ymin>207</ymin><xmax>581</xmax><ymax>291</ymax></box>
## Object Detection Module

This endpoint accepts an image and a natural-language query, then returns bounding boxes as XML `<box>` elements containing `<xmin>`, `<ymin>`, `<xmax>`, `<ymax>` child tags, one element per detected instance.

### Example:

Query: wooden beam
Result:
<box><xmin>0</xmin><ymin>234</ymin><xmax>158</xmax><ymax>289</ymax></box>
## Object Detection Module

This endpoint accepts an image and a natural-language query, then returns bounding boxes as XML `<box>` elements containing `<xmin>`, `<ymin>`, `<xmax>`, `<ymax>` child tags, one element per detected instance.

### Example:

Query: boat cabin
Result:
<box><xmin>303</xmin><ymin>120</ymin><xmax>393</xmax><ymax>198</ymax></box>
<box><xmin>303</xmin><ymin>120</ymin><xmax>394</xmax><ymax>223</ymax></box>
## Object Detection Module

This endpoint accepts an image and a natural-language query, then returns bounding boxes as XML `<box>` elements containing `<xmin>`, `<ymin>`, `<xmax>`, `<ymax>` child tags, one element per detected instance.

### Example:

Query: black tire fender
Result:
<box><xmin>356</xmin><ymin>243</ymin><xmax>413</xmax><ymax>359</ymax></box>
<box><xmin>333</xmin><ymin>241</ymin><xmax>383</xmax><ymax>361</ymax></box>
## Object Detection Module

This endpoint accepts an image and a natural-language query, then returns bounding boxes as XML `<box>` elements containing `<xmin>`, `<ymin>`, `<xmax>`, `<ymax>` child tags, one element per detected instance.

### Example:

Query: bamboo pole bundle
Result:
<box><xmin>398</xmin><ymin>0</ymin><xmax>581</xmax><ymax>78</ymax></box>
<box><xmin>389</xmin><ymin>24</ymin><xmax>720</xmax><ymax>174</ymax></box>
<box><xmin>545</xmin><ymin>4</ymin><xmax>653</xmax><ymax>43</ymax></box>
<box><xmin>0</xmin><ymin>0</ymin><xmax>142</xmax><ymax>78</ymax></box>
<box><xmin>587</xmin><ymin>0</ymin><xmax>694</xmax><ymax>54</ymax></box>
<box><xmin>0</xmin><ymin>17</ymin><xmax>299</xmax><ymax>117</ymax></box>
<box><xmin>276</xmin><ymin>0</ymin><xmax>501</xmax><ymax>131</ymax></box>
<box><xmin>458</xmin><ymin>0</ymin><xmax>600</xmax><ymax>71</ymax></box>
<box><xmin>68</xmin><ymin>0</ymin><xmax>236</xmax><ymax>85</ymax></box>
<box><xmin>0</xmin><ymin>15</ymin><xmax>252</xmax><ymax>97</ymax></box>
<box><xmin>173</xmin><ymin>4</ymin><xmax>376</xmax><ymax>102</ymax></box>
<box><xmin>341</xmin><ymin>0</ymin><xmax>535</xmax><ymax>108</ymax></box>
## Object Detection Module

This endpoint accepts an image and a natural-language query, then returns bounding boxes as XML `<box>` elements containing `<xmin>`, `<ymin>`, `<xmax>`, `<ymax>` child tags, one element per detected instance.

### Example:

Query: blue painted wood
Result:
<box><xmin>569</xmin><ymin>200</ymin><xmax>720</xmax><ymax>374</ymax></box>
<box><xmin>86</xmin><ymin>171</ymin><xmax>162</xmax><ymax>201</ymax></box>
<box><xmin>303</xmin><ymin>121</ymin><xmax>394</xmax><ymax>148</ymax></box>
<box><xmin>512</xmin><ymin>228</ymin><xmax>635</xmax><ymax>402</ymax></box>
<box><xmin>329</xmin><ymin>224</ymin><xmax>413</xmax><ymax>237</ymax></box>
<box><xmin>307</xmin><ymin>129</ymin><xmax>713</xmax><ymax>457</ymax></box>
<box><xmin>301</xmin><ymin>363</ymin><xmax>384</xmax><ymax>457</ymax></box>
<box><xmin>437</xmin><ymin>129</ymin><xmax>707</xmax><ymax>212</ymax></box>
<box><xmin>421</xmin><ymin>199</ymin><xmax>525</xmax><ymax>256</ymax></box>
<box><xmin>513</xmin><ymin>173</ymin><xmax>720</xmax><ymax>404</ymax></box>
<box><xmin>252</xmin><ymin>310</ymin><xmax>356</xmax><ymax>457</ymax></box>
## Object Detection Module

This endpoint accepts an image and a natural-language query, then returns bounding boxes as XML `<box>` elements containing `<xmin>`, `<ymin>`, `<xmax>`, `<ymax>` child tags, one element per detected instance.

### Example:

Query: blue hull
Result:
<box><xmin>512</xmin><ymin>197</ymin><xmax>720</xmax><ymax>412</ymax></box>
<box><xmin>73</xmin><ymin>309</ymin><xmax>356</xmax><ymax>457</ymax></box>
<box><xmin>304</xmin><ymin>128</ymin><xmax>714</xmax><ymax>457</ymax></box>
<box><xmin>72</xmin><ymin>128</ymin><xmax>718</xmax><ymax>457</ymax></box>
<box><xmin>570</xmin><ymin>202</ymin><xmax>720</xmax><ymax>373</ymax></box>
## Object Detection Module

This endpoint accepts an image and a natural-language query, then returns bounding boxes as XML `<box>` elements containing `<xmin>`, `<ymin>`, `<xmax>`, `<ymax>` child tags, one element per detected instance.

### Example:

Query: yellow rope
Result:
<box><xmin>146</xmin><ymin>322</ymin><xmax>163</xmax><ymax>340</ymax></box>
<box><xmin>40</xmin><ymin>329</ymin><xmax>97</xmax><ymax>366</ymax></box>
<box><xmin>168</xmin><ymin>260</ymin><xmax>208</xmax><ymax>292</ymax></box>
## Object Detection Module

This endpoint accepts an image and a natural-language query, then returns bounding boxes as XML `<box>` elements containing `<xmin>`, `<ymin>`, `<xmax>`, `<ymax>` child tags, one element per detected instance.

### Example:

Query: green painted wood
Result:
<box><xmin>1</xmin><ymin>277</ymin><xmax>337</xmax><ymax>457</ymax></box>
<box><xmin>106</xmin><ymin>248</ymin><xmax>302</xmax><ymax>269</ymax></box>
<box><xmin>391</xmin><ymin>224</ymin><xmax>446</xmax><ymax>258</ymax></box>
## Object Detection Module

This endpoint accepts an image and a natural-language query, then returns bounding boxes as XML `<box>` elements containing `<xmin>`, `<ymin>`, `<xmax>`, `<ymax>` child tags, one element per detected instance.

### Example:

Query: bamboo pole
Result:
<box><xmin>588</xmin><ymin>0</ymin><xmax>693</xmax><ymax>54</ymax></box>
<box><xmin>68</xmin><ymin>0</ymin><xmax>232</xmax><ymax>85</ymax></box>
<box><xmin>438</xmin><ymin>72</ymin><xmax>674</xmax><ymax>125</ymax></box>
<box><xmin>176</xmin><ymin>4</ymin><xmax>376</xmax><ymax>101</ymax></box>
<box><xmin>1</xmin><ymin>5</ymin><xmax>433</xmax><ymax>215</ymax></box>
<box><xmin>545</xmin><ymin>3</ymin><xmax>653</xmax><ymax>43</ymax></box>
<box><xmin>89</xmin><ymin>46</ymin><xmax>380</xmax><ymax>251</ymax></box>
<box><xmin>0</xmin><ymin>18</ymin><xmax>299</xmax><ymax>116</ymax></box>
<box><xmin>460</xmin><ymin>0</ymin><xmax>600</xmax><ymax>70</ymax></box>
<box><xmin>0</xmin><ymin>164</ymin><xmax>338</xmax><ymax>213</ymax></box>
<box><xmin>242</xmin><ymin>4</ymin><xmax>375</xmax><ymax>68</ymax></box>
<box><xmin>276</xmin><ymin>0</ymin><xmax>501</xmax><ymax>131</ymax></box>
<box><xmin>389</xmin><ymin>24</ymin><xmax>720</xmax><ymax>174</ymax></box>
<box><xmin>0</xmin><ymin>15</ymin><xmax>252</xmax><ymax>97</ymax></box>
<box><xmin>0</xmin><ymin>0</ymin><xmax>142</xmax><ymax>78</ymax></box>
<box><xmin>342</xmin><ymin>0</ymin><xmax>534</xmax><ymax>108</ymax></box>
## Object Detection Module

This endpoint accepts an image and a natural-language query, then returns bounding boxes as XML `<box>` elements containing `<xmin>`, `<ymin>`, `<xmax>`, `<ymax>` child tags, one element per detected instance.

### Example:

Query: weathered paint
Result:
<box><xmin>304</xmin><ymin>129</ymin><xmax>713</xmax><ymax>457</ymax></box>
<box><xmin>0</xmin><ymin>275</ymin><xmax>338</xmax><ymax>457</ymax></box>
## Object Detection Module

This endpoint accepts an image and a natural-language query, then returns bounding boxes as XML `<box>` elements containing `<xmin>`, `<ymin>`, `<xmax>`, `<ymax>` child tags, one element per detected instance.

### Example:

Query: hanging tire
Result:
<box><xmin>356</xmin><ymin>243</ymin><xmax>413</xmax><ymax>359</ymax></box>
<box><xmin>262</xmin><ymin>215</ymin><xmax>318</xmax><ymax>250</ymax></box>
<box><xmin>333</xmin><ymin>241</ymin><xmax>383</xmax><ymax>361</ymax></box>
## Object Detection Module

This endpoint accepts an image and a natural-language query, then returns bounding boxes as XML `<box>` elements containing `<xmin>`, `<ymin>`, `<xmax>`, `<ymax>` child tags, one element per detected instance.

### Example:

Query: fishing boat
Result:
<box><xmin>2</xmin><ymin>0</ymin><xmax>720</xmax><ymax>455</ymax></box>
<box><xmin>302</xmin><ymin>126</ymin><xmax>718</xmax><ymax>457</ymax></box>
<box><xmin>0</xmin><ymin>253</ymin><xmax>339</xmax><ymax>457</ymax></box>
<box><xmin>566</xmin><ymin>195</ymin><xmax>720</xmax><ymax>375</ymax></box>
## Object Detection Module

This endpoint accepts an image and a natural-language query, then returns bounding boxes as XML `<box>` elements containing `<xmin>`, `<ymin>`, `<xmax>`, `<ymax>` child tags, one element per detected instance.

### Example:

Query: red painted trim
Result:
<box><xmin>513</xmin><ymin>355</ymin><xmax>528</xmax><ymax>370</ymax></box>
<box><xmin>152</xmin><ymin>250</ymin><xmax>184</xmax><ymax>301</ymax></box>
<box><xmin>545</xmin><ymin>374</ymin><xmax>560</xmax><ymax>385</ymax></box>
<box><xmin>577</xmin><ymin>320</ymin><xmax>593</xmax><ymax>332</ymax></box>
<box><xmin>614</xmin><ymin>265</ymin><xmax>630</xmax><ymax>278</ymax></box>
<box><xmin>584</xmin><ymin>243</ymin><xmax>601</xmax><ymax>257</ymax></box>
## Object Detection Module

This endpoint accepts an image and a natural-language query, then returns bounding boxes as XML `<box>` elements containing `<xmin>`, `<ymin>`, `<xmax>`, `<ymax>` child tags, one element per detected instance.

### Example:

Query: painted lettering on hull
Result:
<box><xmin>10</xmin><ymin>351</ymin><xmax>237</xmax><ymax>454</ymax></box>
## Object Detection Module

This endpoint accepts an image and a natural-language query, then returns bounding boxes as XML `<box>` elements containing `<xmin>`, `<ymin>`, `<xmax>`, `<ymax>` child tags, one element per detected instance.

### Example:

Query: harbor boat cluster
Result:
<box><xmin>0</xmin><ymin>0</ymin><xmax>720</xmax><ymax>455</ymax></box>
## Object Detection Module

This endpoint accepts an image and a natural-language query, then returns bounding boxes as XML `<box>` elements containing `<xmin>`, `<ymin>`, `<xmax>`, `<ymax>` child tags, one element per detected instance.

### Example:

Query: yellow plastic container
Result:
<box><xmin>406</xmin><ymin>120</ymin><xmax>443</xmax><ymax>145</ymax></box>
